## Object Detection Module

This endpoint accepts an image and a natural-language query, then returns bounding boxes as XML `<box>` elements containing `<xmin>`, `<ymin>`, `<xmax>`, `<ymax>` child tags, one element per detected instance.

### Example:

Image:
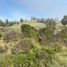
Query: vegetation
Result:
<box><xmin>61</xmin><ymin>16</ymin><xmax>67</xmax><ymax>25</ymax></box>
<box><xmin>0</xmin><ymin>16</ymin><xmax>67</xmax><ymax>67</ymax></box>
<box><xmin>21</xmin><ymin>24</ymin><xmax>39</xmax><ymax>41</ymax></box>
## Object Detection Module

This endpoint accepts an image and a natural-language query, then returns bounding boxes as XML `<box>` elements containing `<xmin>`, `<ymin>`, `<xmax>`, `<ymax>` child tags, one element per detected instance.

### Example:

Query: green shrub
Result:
<box><xmin>12</xmin><ymin>45</ymin><xmax>58</xmax><ymax>67</ymax></box>
<box><xmin>0</xmin><ymin>44</ymin><xmax>60</xmax><ymax>67</ymax></box>
<box><xmin>21</xmin><ymin>24</ymin><xmax>39</xmax><ymax>41</ymax></box>
<box><xmin>0</xmin><ymin>33</ymin><xmax>2</xmax><ymax>38</ymax></box>
<box><xmin>39</xmin><ymin>26</ymin><xmax>54</xmax><ymax>45</ymax></box>
<box><xmin>60</xmin><ymin>27</ymin><xmax>67</xmax><ymax>46</ymax></box>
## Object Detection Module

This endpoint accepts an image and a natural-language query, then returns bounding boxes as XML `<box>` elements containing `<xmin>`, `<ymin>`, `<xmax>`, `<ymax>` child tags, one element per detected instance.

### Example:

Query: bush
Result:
<box><xmin>11</xmin><ymin>38</ymin><xmax>33</xmax><ymax>54</ymax></box>
<box><xmin>0</xmin><ymin>33</ymin><xmax>2</xmax><ymax>38</ymax></box>
<box><xmin>12</xmin><ymin>45</ymin><xmax>58</xmax><ymax>67</ymax></box>
<box><xmin>39</xmin><ymin>26</ymin><xmax>54</xmax><ymax>45</ymax></box>
<box><xmin>61</xmin><ymin>16</ymin><xmax>67</xmax><ymax>25</ymax></box>
<box><xmin>61</xmin><ymin>27</ymin><xmax>67</xmax><ymax>46</ymax></box>
<box><xmin>3</xmin><ymin>31</ymin><xmax>24</xmax><ymax>43</ymax></box>
<box><xmin>0</xmin><ymin>44</ymin><xmax>61</xmax><ymax>67</ymax></box>
<box><xmin>21</xmin><ymin>24</ymin><xmax>39</xmax><ymax>41</ymax></box>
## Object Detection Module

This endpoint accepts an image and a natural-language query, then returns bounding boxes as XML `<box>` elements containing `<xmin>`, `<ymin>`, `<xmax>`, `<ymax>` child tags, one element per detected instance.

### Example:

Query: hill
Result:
<box><xmin>10</xmin><ymin>21</ymin><xmax>46</xmax><ymax>32</ymax></box>
<box><xmin>0</xmin><ymin>21</ymin><xmax>67</xmax><ymax>67</ymax></box>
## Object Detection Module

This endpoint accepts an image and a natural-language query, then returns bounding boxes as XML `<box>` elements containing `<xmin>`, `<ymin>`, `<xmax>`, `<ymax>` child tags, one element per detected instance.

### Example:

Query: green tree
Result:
<box><xmin>20</xmin><ymin>18</ymin><xmax>24</xmax><ymax>22</ymax></box>
<box><xmin>61</xmin><ymin>15</ymin><xmax>67</xmax><ymax>25</ymax></box>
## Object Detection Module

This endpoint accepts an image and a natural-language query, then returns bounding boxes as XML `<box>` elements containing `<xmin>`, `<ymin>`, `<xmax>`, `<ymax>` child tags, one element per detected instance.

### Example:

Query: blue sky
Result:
<box><xmin>0</xmin><ymin>0</ymin><xmax>67</xmax><ymax>21</ymax></box>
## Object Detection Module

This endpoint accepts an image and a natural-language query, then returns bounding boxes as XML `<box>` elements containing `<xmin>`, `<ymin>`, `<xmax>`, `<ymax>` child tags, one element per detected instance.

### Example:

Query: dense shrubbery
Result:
<box><xmin>21</xmin><ymin>24</ymin><xmax>39</xmax><ymax>41</ymax></box>
<box><xmin>0</xmin><ymin>33</ymin><xmax>2</xmax><ymax>39</ymax></box>
<box><xmin>60</xmin><ymin>27</ymin><xmax>67</xmax><ymax>46</ymax></box>
<box><xmin>3</xmin><ymin>31</ymin><xmax>24</xmax><ymax>43</ymax></box>
<box><xmin>0</xmin><ymin>21</ymin><xmax>67</xmax><ymax>67</ymax></box>
<box><xmin>0</xmin><ymin>45</ymin><xmax>59</xmax><ymax>67</ymax></box>
<box><xmin>11</xmin><ymin>38</ymin><xmax>33</xmax><ymax>54</ymax></box>
<box><xmin>39</xmin><ymin>25</ymin><xmax>54</xmax><ymax>45</ymax></box>
<box><xmin>61</xmin><ymin>16</ymin><xmax>67</xmax><ymax>25</ymax></box>
<box><xmin>12</xmin><ymin>47</ymin><xmax>56</xmax><ymax>67</ymax></box>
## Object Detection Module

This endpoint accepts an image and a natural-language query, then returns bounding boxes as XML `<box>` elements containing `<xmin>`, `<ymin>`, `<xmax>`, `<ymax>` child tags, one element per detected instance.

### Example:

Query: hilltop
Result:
<box><xmin>10</xmin><ymin>21</ymin><xmax>46</xmax><ymax>32</ymax></box>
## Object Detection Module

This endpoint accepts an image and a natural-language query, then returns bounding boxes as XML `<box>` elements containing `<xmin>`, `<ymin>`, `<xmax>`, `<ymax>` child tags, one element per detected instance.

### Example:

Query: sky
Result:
<box><xmin>0</xmin><ymin>0</ymin><xmax>67</xmax><ymax>21</ymax></box>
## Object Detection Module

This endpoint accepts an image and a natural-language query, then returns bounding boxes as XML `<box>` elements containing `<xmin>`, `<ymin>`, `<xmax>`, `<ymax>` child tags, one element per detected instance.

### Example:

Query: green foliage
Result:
<box><xmin>40</xmin><ymin>26</ymin><xmax>54</xmax><ymax>39</ymax></box>
<box><xmin>61</xmin><ymin>16</ymin><xmax>67</xmax><ymax>25</ymax></box>
<box><xmin>0</xmin><ymin>20</ymin><xmax>67</xmax><ymax>67</ymax></box>
<box><xmin>61</xmin><ymin>27</ymin><xmax>67</xmax><ymax>45</ymax></box>
<box><xmin>0</xmin><ymin>33</ymin><xmax>2</xmax><ymax>38</ymax></box>
<box><xmin>0</xmin><ymin>44</ymin><xmax>59</xmax><ymax>67</ymax></box>
<box><xmin>39</xmin><ymin>26</ymin><xmax>54</xmax><ymax>45</ymax></box>
<box><xmin>52</xmin><ymin>42</ymin><xmax>62</xmax><ymax>52</ymax></box>
<box><xmin>20</xmin><ymin>18</ymin><xmax>24</xmax><ymax>22</ymax></box>
<box><xmin>12</xmin><ymin>45</ymin><xmax>57</xmax><ymax>67</ymax></box>
<box><xmin>21</xmin><ymin>24</ymin><xmax>39</xmax><ymax>41</ymax></box>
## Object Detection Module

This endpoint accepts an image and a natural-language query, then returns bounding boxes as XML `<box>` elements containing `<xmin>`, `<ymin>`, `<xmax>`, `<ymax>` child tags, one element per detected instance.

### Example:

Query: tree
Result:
<box><xmin>5</xmin><ymin>19</ymin><xmax>9</xmax><ymax>24</ymax></box>
<box><xmin>20</xmin><ymin>18</ymin><xmax>24</xmax><ymax>22</ymax></box>
<box><xmin>61</xmin><ymin>15</ymin><xmax>67</xmax><ymax>25</ymax></box>
<box><xmin>37</xmin><ymin>18</ymin><xmax>41</xmax><ymax>22</ymax></box>
<box><xmin>0</xmin><ymin>20</ymin><xmax>3</xmax><ymax>26</ymax></box>
<box><xmin>40</xmin><ymin>18</ymin><xmax>45</xmax><ymax>23</ymax></box>
<box><xmin>31</xmin><ymin>16</ymin><xmax>37</xmax><ymax>21</ymax></box>
<box><xmin>5</xmin><ymin>19</ymin><xmax>9</xmax><ymax>26</ymax></box>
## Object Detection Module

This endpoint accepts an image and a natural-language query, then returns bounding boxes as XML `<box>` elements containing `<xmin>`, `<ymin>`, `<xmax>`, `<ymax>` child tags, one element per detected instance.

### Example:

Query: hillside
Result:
<box><xmin>10</xmin><ymin>21</ymin><xmax>46</xmax><ymax>32</ymax></box>
<box><xmin>0</xmin><ymin>21</ymin><xmax>67</xmax><ymax>67</ymax></box>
